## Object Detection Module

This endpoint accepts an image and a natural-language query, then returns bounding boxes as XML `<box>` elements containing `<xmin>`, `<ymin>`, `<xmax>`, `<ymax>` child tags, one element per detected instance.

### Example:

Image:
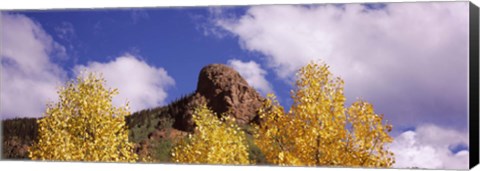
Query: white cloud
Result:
<box><xmin>1</xmin><ymin>13</ymin><xmax>175</xmax><ymax>118</ymax></box>
<box><xmin>1</xmin><ymin>13</ymin><xmax>67</xmax><ymax>118</ymax></box>
<box><xmin>389</xmin><ymin>124</ymin><xmax>469</xmax><ymax>169</ymax></box>
<box><xmin>227</xmin><ymin>59</ymin><xmax>273</xmax><ymax>95</ymax></box>
<box><xmin>74</xmin><ymin>54</ymin><xmax>175</xmax><ymax>112</ymax></box>
<box><xmin>214</xmin><ymin>2</ymin><xmax>469</xmax><ymax>130</ymax></box>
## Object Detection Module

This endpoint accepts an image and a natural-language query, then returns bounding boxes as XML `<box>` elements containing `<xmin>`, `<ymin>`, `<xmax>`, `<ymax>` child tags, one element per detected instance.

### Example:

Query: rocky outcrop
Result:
<box><xmin>134</xmin><ymin>64</ymin><xmax>265</xmax><ymax>160</ymax></box>
<box><xmin>196</xmin><ymin>64</ymin><xmax>264</xmax><ymax>125</ymax></box>
<box><xmin>171</xmin><ymin>64</ymin><xmax>264</xmax><ymax>132</ymax></box>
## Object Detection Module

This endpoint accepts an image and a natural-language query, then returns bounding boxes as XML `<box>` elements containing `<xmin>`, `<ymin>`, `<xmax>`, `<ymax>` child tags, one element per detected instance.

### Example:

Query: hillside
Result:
<box><xmin>1</xmin><ymin>64</ymin><xmax>267</xmax><ymax>163</ymax></box>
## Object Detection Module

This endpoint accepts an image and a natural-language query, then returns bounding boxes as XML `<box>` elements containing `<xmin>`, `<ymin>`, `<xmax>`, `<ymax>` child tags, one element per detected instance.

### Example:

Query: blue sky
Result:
<box><xmin>11</xmin><ymin>7</ymin><xmax>299</xmax><ymax>120</ymax></box>
<box><xmin>16</xmin><ymin>7</ymin><xmax>291</xmax><ymax>107</ymax></box>
<box><xmin>0</xmin><ymin>2</ymin><xmax>471</xmax><ymax>169</ymax></box>
<box><xmin>18</xmin><ymin>8</ymin><xmax>247</xmax><ymax>97</ymax></box>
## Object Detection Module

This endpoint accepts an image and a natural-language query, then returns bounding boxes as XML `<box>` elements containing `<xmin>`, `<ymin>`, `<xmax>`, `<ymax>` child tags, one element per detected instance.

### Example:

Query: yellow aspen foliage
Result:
<box><xmin>254</xmin><ymin>61</ymin><xmax>394</xmax><ymax>167</ymax></box>
<box><xmin>171</xmin><ymin>103</ymin><xmax>250</xmax><ymax>165</ymax></box>
<box><xmin>28</xmin><ymin>72</ymin><xmax>138</xmax><ymax>162</ymax></box>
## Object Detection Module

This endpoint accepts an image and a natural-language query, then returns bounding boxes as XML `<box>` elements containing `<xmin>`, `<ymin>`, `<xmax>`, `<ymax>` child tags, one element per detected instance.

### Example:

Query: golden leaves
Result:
<box><xmin>28</xmin><ymin>72</ymin><xmax>138</xmax><ymax>162</ymax></box>
<box><xmin>171</xmin><ymin>104</ymin><xmax>250</xmax><ymax>165</ymax></box>
<box><xmin>254</xmin><ymin>61</ymin><xmax>395</xmax><ymax>167</ymax></box>
<box><xmin>27</xmin><ymin>61</ymin><xmax>395</xmax><ymax>167</ymax></box>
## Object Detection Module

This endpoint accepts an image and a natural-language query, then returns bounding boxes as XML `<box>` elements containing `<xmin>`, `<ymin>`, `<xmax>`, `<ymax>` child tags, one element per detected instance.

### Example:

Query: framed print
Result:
<box><xmin>1</xmin><ymin>1</ymin><xmax>479</xmax><ymax>170</ymax></box>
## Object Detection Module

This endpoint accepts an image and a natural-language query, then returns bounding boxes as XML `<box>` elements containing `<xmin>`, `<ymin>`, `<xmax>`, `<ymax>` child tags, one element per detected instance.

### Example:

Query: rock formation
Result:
<box><xmin>197</xmin><ymin>64</ymin><xmax>264</xmax><ymax>123</ymax></box>
<box><xmin>171</xmin><ymin>64</ymin><xmax>264</xmax><ymax>132</ymax></box>
<box><xmin>135</xmin><ymin>63</ymin><xmax>266</xmax><ymax>159</ymax></box>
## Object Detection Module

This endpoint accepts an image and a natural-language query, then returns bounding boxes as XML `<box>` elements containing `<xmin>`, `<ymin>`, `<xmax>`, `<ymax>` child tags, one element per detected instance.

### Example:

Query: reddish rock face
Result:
<box><xmin>196</xmin><ymin>64</ymin><xmax>264</xmax><ymax>125</ymax></box>
<box><xmin>171</xmin><ymin>64</ymin><xmax>264</xmax><ymax>132</ymax></box>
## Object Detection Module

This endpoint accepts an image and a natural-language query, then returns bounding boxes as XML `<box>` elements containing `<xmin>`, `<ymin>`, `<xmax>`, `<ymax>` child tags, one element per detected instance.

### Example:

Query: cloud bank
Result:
<box><xmin>213</xmin><ymin>2</ymin><xmax>469</xmax><ymax>132</ymax></box>
<box><xmin>74</xmin><ymin>55</ymin><xmax>175</xmax><ymax>112</ymax></box>
<box><xmin>1</xmin><ymin>13</ymin><xmax>67</xmax><ymax>118</ymax></box>
<box><xmin>390</xmin><ymin>124</ymin><xmax>469</xmax><ymax>169</ymax></box>
<box><xmin>228</xmin><ymin>59</ymin><xmax>273</xmax><ymax>95</ymax></box>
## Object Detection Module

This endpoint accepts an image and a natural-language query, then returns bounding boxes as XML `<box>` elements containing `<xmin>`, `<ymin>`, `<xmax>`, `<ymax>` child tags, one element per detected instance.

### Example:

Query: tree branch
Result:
<box><xmin>360</xmin><ymin>137</ymin><xmax>379</xmax><ymax>166</ymax></box>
